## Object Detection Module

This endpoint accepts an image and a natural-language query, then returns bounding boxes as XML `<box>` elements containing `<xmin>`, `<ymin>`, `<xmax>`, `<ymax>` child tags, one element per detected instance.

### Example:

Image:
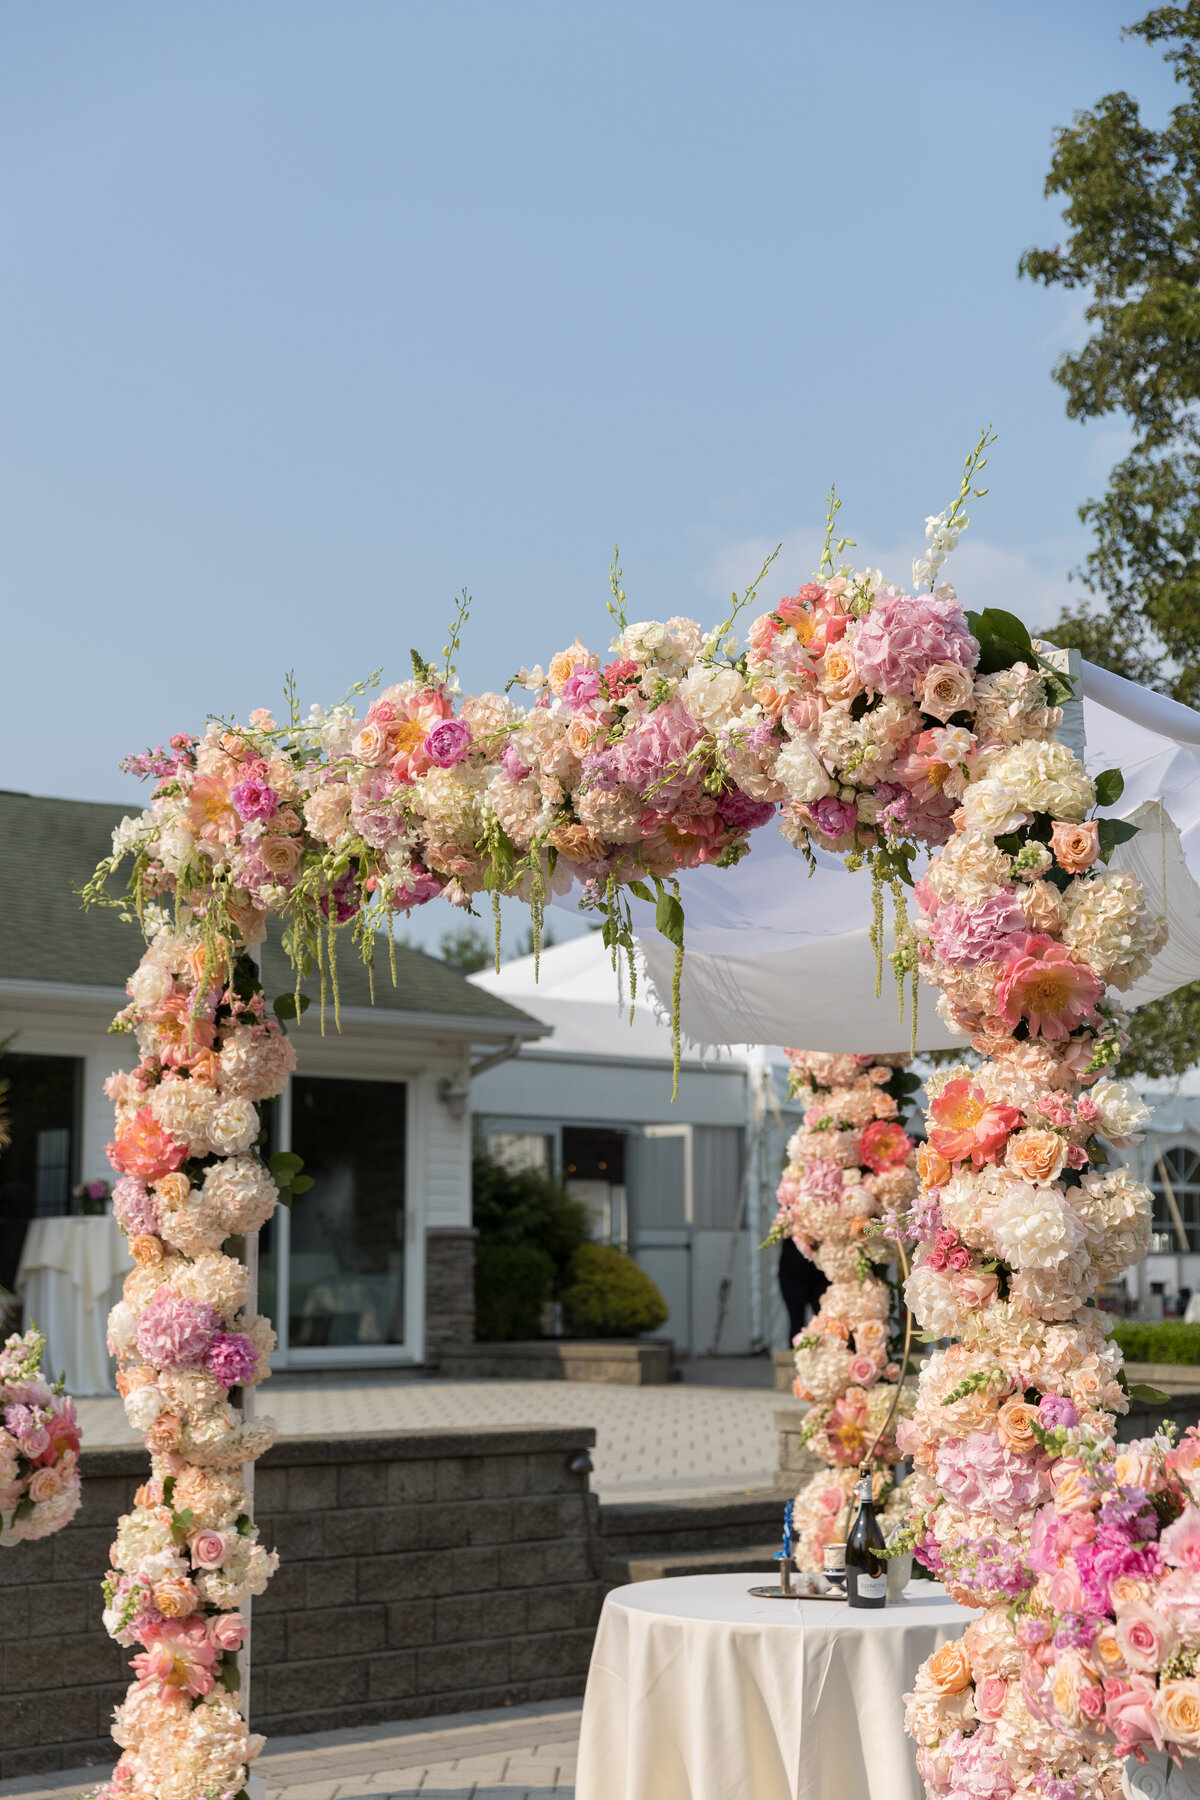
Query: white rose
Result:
<box><xmin>1090</xmin><ymin>1079</ymin><xmax>1152</xmax><ymax>1147</ymax></box>
<box><xmin>904</xmin><ymin>1264</ymin><xmax>960</xmax><ymax>1338</ymax></box>
<box><xmin>106</xmin><ymin>1301</ymin><xmax>139</xmax><ymax>1356</ymax></box>
<box><xmin>774</xmin><ymin>736</ymin><xmax>834</xmax><ymax>804</ymax></box>
<box><xmin>127</xmin><ymin>961</ymin><xmax>174</xmax><ymax>1011</ymax></box>
<box><xmin>989</xmin><ymin>1182</ymin><xmax>1085</xmax><ymax>1269</ymax></box>
<box><xmin>124</xmin><ymin>1386</ymin><xmax>166</xmax><ymax>1431</ymax></box>
<box><xmin>958</xmin><ymin>777</ymin><xmax>1029</xmax><ymax>838</ymax></box>
<box><xmin>207</xmin><ymin>1098</ymin><xmax>260</xmax><ymax>1158</ymax></box>
<box><xmin>623</xmin><ymin>621</ymin><xmax>668</xmax><ymax>662</ymax></box>
<box><xmin>676</xmin><ymin>665</ymin><xmax>745</xmax><ymax>729</ymax></box>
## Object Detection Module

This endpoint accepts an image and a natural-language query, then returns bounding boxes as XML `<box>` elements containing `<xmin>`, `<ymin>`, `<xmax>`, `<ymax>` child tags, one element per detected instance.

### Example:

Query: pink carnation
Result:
<box><xmin>203</xmin><ymin>1331</ymin><xmax>259</xmax><ymax>1390</ymax></box>
<box><xmin>135</xmin><ymin>1288</ymin><xmax>220</xmax><ymax>1369</ymax></box>
<box><xmin>850</xmin><ymin>590</ymin><xmax>977</xmax><ymax>697</ymax></box>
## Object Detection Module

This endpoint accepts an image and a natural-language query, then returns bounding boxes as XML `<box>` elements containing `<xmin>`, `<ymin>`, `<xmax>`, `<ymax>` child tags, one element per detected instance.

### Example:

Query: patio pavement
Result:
<box><xmin>75</xmin><ymin>1363</ymin><xmax>791</xmax><ymax>1502</ymax></box>
<box><xmin>0</xmin><ymin>1701</ymin><xmax>583</xmax><ymax>1800</ymax></box>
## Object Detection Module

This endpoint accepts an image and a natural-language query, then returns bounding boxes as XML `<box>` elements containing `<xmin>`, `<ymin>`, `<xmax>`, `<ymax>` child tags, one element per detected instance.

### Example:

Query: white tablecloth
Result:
<box><xmin>576</xmin><ymin>1574</ymin><xmax>972</xmax><ymax>1800</ymax></box>
<box><xmin>16</xmin><ymin>1216</ymin><xmax>133</xmax><ymax>1397</ymax></box>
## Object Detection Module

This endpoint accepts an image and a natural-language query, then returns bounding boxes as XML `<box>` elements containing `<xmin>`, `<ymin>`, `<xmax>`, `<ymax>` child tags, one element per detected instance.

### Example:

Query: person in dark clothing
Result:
<box><xmin>778</xmin><ymin>1237</ymin><xmax>829</xmax><ymax>1340</ymax></box>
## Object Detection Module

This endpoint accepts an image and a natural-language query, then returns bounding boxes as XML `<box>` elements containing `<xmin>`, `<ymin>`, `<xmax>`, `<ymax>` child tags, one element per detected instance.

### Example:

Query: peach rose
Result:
<box><xmin>153</xmin><ymin>1576</ymin><xmax>199</xmax><ymax>1619</ymax></box>
<box><xmin>550</xmin><ymin>823</ymin><xmax>606</xmax><ymax>864</ymax></box>
<box><xmin>259</xmin><ymin>835</ymin><xmax>304</xmax><ymax>882</ymax></box>
<box><xmin>547</xmin><ymin>639</ymin><xmax>597</xmax><ymax>693</ymax></box>
<box><xmin>954</xmin><ymin>1270</ymin><xmax>999</xmax><ymax>1309</ymax></box>
<box><xmin>855</xmin><ymin>1319</ymin><xmax>888</xmax><ymax>1352</ymax></box>
<box><xmin>565</xmin><ymin>716</ymin><xmax>598</xmax><ymax>758</ymax></box>
<box><xmin>819</xmin><ymin>646</ymin><xmax>862</xmax><ymax>704</ymax></box>
<box><xmin>1158</xmin><ymin>1678</ymin><xmax>1200</xmax><ymax>1751</ymax></box>
<box><xmin>145</xmin><ymin>1413</ymin><xmax>181</xmax><ymax>1454</ymax></box>
<box><xmin>1051</xmin><ymin>819</ymin><xmax>1100</xmax><ymax>874</ymax></box>
<box><xmin>918</xmin><ymin>661</ymin><xmax>976</xmax><ymax>724</ymax></box>
<box><xmin>1114</xmin><ymin>1449</ymin><xmax>1157</xmax><ymax>1492</ymax></box>
<box><xmin>351</xmin><ymin>720</ymin><xmax>391</xmax><ymax>766</ymax></box>
<box><xmin>1005</xmin><ymin>1127</ymin><xmax>1068</xmax><ymax>1187</ymax></box>
<box><xmin>155</xmin><ymin>1173</ymin><xmax>191</xmax><ymax>1208</ymax></box>
<box><xmin>1019</xmin><ymin>879</ymin><xmax>1064</xmax><ymax>935</ymax></box>
<box><xmin>1111</xmin><ymin>1576</ymin><xmax>1153</xmax><ymax>1611</ymax></box>
<box><xmin>27</xmin><ymin>1466</ymin><xmax>64</xmax><ymax>1503</ymax></box>
<box><xmin>926</xmin><ymin>1639</ymin><xmax>972</xmax><ymax>1695</ymax></box>
<box><xmin>1092</xmin><ymin>1625</ymin><xmax>1127</xmax><ymax>1676</ymax></box>
<box><xmin>996</xmin><ymin>1398</ymin><xmax>1040</xmax><ymax>1457</ymax></box>
<box><xmin>784</xmin><ymin>690</ymin><xmax>826</xmax><ymax>733</ymax></box>
<box><xmin>131</xmin><ymin>1235</ymin><xmax>164</xmax><ymax>1266</ymax></box>
<box><xmin>1052</xmin><ymin>1460</ymin><xmax>1098</xmax><ymax>1515</ymax></box>
<box><xmin>1117</xmin><ymin>1601</ymin><xmax>1178</xmax><ymax>1674</ymax></box>
<box><xmin>917</xmin><ymin>1142</ymin><xmax>952</xmax><ymax>1188</ymax></box>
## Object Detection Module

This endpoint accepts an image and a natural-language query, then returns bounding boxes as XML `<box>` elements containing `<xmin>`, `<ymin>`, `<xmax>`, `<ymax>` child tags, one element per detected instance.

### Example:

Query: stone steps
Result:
<box><xmin>596</xmin><ymin>1490</ymin><xmax>790</xmax><ymax>1588</ymax></box>
<box><xmin>611</xmin><ymin>1544</ymin><xmax>782</xmax><ymax>1584</ymax></box>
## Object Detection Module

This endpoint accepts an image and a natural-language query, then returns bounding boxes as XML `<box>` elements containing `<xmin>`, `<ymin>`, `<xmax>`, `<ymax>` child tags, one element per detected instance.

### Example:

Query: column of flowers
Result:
<box><xmin>0</xmin><ymin>1325</ymin><xmax>82</xmax><ymax>1544</ymax></box>
<box><xmin>899</xmin><ymin>796</ymin><xmax>1171</xmax><ymax>1795</ymax></box>
<box><xmin>770</xmin><ymin>1049</ymin><xmax>920</xmax><ymax>1571</ymax></box>
<box><xmin>97</xmin><ymin>929</ymin><xmax>291</xmax><ymax>1800</ymax></box>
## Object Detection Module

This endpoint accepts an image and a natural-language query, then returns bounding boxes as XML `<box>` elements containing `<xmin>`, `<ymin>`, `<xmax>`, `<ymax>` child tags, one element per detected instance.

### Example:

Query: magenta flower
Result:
<box><xmin>561</xmin><ymin>669</ymin><xmax>601</xmax><ymax>710</ymax></box>
<box><xmin>501</xmin><ymin>745</ymin><xmax>531</xmax><ymax>781</ymax></box>
<box><xmin>135</xmin><ymin>1289</ymin><xmax>220</xmax><ymax>1370</ymax></box>
<box><xmin>423</xmin><ymin>719</ymin><xmax>472</xmax><ymax>767</ymax></box>
<box><xmin>1039</xmin><ymin>1394</ymin><xmax>1077</xmax><ymax>1430</ymax></box>
<box><xmin>230</xmin><ymin>776</ymin><xmax>279</xmax><ymax>822</ymax></box>
<box><xmin>203</xmin><ymin>1331</ymin><xmax>259</xmax><ymax>1390</ymax></box>
<box><xmin>810</xmin><ymin>795</ymin><xmax>858</xmax><ymax>839</ymax></box>
<box><xmin>717</xmin><ymin>790</ymin><xmax>775</xmax><ymax>833</ymax></box>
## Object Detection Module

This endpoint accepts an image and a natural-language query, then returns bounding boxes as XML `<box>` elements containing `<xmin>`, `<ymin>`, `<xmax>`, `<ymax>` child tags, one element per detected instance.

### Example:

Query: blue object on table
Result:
<box><xmin>780</xmin><ymin>1499</ymin><xmax>793</xmax><ymax>1562</ymax></box>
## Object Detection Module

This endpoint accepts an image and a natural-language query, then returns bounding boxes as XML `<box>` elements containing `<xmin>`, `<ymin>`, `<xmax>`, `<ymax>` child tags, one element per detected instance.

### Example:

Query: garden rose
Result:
<box><xmin>925</xmin><ymin>1639</ymin><xmax>972</xmax><ymax>1695</ymax></box>
<box><xmin>1116</xmin><ymin>1602</ymin><xmax>1178</xmax><ymax>1674</ymax></box>
<box><xmin>917</xmin><ymin>661</ymin><xmax>976</xmax><ymax>722</ymax></box>
<box><xmin>1051</xmin><ymin>819</ymin><xmax>1099</xmax><ymax>873</ymax></box>
<box><xmin>1158</xmin><ymin>1678</ymin><xmax>1200</xmax><ymax>1752</ymax></box>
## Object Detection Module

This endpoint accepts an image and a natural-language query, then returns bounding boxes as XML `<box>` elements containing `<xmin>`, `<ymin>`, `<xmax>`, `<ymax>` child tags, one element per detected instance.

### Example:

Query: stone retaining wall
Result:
<box><xmin>0</xmin><ymin>1425</ymin><xmax>603</xmax><ymax>1780</ymax></box>
<box><xmin>437</xmin><ymin>1340</ymin><xmax>674</xmax><ymax>1384</ymax></box>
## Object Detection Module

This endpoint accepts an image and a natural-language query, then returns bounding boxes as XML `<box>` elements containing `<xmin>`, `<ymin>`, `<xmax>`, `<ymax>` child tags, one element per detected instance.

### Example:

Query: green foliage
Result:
<box><xmin>471</xmin><ymin>1152</ymin><xmax>590</xmax><ymax>1291</ymax></box>
<box><xmin>474</xmin><ymin>1244</ymin><xmax>554</xmax><ymax>1341</ymax></box>
<box><xmin>1111</xmin><ymin>1318</ymin><xmax>1200</xmax><ymax>1366</ymax></box>
<box><xmin>560</xmin><ymin>1242</ymin><xmax>669</xmax><ymax>1339</ymax></box>
<box><xmin>439</xmin><ymin>923</ymin><xmax>492</xmax><ymax>972</ymax></box>
<box><xmin>1021</xmin><ymin>5</ymin><xmax>1200</xmax><ymax>703</ymax></box>
<box><xmin>1119</xmin><ymin>979</ymin><xmax>1200</xmax><ymax>1078</ymax></box>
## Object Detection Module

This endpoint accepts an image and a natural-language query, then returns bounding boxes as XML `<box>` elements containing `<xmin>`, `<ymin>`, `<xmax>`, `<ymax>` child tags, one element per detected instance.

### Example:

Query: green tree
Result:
<box><xmin>1021</xmin><ymin>3</ymin><xmax>1200</xmax><ymax>703</ymax></box>
<box><xmin>439</xmin><ymin>922</ymin><xmax>491</xmax><ymax>972</ymax></box>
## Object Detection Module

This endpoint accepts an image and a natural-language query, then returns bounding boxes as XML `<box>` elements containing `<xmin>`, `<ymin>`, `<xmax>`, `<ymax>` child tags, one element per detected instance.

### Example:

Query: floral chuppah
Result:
<box><xmin>770</xmin><ymin>1049</ymin><xmax>919</xmax><ymax>1572</ymax></box>
<box><xmin>90</xmin><ymin>458</ymin><xmax>1179</xmax><ymax>1792</ymax></box>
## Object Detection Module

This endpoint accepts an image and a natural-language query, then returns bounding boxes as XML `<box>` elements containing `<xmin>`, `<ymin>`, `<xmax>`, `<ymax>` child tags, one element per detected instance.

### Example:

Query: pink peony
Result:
<box><xmin>423</xmin><ymin>719</ymin><xmax>473</xmax><ymax>767</ymax></box>
<box><xmin>851</xmin><ymin>590</ymin><xmax>977</xmax><ymax>697</ymax></box>
<box><xmin>229</xmin><ymin>775</ymin><xmax>279</xmax><ymax>822</ymax></box>
<box><xmin>130</xmin><ymin>1620</ymin><xmax>218</xmax><ymax>1699</ymax></box>
<box><xmin>135</xmin><ymin>1288</ymin><xmax>220</xmax><ymax>1370</ymax></box>
<box><xmin>858</xmin><ymin>1119</ymin><xmax>912</xmax><ymax>1172</ymax></box>
<box><xmin>996</xmin><ymin>935</ymin><xmax>1102</xmax><ymax>1040</ymax></box>
<box><xmin>107</xmin><ymin>1108</ymin><xmax>188</xmax><ymax>1183</ymax></box>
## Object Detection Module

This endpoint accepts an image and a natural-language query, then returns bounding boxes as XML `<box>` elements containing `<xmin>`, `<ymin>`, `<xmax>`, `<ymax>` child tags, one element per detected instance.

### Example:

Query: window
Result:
<box><xmin>562</xmin><ymin>1126</ymin><xmax>629</xmax><ymax>1246</ymax></box>
<box><xmin>0</xmin><ymin>1054</ymin><xmax>82</xmax><ymax>1291</ymax></box>
<box><xmin>487</xmin><ymin>1132</ymin><xmax>552</xmax><ymax>1177</ymax></box>
<box><xmin>287</xmin><ymin>1076</ymin><xmax>407</xmax><ymax>1349</ymax></box>
<box><xmin>1149</xmin><ymin>1143</ymin><xmax>1200</xmax><ymax>1253</ymax></box>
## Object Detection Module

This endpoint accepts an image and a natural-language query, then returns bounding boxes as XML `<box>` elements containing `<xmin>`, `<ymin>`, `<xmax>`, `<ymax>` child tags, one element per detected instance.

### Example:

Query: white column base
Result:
<box><xmin>1124</xmin><ymin>1753</ymin><xmax>1200</xmax><ymax>1799</ymax></box>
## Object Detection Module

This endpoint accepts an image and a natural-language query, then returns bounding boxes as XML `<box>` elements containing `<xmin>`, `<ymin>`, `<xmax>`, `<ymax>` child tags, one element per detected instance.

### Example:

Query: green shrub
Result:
<box><xmin>474</xmin><ymin>1244</ymin><xmax>554</xmax><ymax>1341</ymax></box>
<box><xmin>1110</xmin><ymin>1319</ymin><xmax>1200</xmax><ymax>1366</ymax></box>
<box><xmin>561</xmin><ymin>1243</ymin><xmax>669</xmax><ymax>1339</ymax></box>
<box><xmin>472</xmin><ymin>1153</ymin><xmax>590</xmax><ymax>1293</ymax></box>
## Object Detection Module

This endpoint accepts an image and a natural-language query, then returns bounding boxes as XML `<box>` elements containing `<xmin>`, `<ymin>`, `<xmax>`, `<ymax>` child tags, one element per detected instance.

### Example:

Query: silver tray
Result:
<box><xmin>747</xmin><ymin>1583</ymin><xmax>847</xmax><ymax>1601</ymax></box>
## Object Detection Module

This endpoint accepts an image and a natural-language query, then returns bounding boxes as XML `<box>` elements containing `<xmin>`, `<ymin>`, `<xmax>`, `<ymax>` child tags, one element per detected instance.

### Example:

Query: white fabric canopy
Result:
<box><xmin>576</xmin><ymin>1574</ymin><xmax>970</xmax><ymax>1800</ymax></box>
<box><xmin>554</xmin><ymin>661</ymin><xmax>1200</xmax><ymax>1051</ymax></box>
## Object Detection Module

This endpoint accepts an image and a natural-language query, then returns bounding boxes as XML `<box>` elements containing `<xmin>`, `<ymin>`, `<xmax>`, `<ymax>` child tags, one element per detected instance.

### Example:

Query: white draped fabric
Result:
<box><xmin>606</xmin><ymin>662</ymin><xmax>1200</xmax><ymax>1050</ymax></box>
<box><xmin>16</xmin><ymin>1215</ymin><xmax>132</xmax><ymax>1397</ymax></box>
<box><xmin>575</xmin><ymin>1575</ymin><xmax>971</xmax><ymax>1800</ymax></box>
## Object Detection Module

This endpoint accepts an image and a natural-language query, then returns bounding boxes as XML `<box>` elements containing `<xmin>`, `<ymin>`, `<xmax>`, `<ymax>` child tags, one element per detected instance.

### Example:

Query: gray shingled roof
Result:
<box><xmin>0</xmin><ymin>790</ymin><xmax>542</xmax><ymax>1032</ymax></box>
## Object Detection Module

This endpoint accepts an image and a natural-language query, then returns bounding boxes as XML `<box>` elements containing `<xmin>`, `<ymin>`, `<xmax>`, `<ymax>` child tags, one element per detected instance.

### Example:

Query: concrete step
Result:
<box><xmin>606</xmin><ymin>1543</ymin><xmax>782</xmax><ymax>1585</ymax></box>
<box><xmin>597</xmin><ymin>1489</ymin><xmax>790</xmax><ymax>1557</ymax></box>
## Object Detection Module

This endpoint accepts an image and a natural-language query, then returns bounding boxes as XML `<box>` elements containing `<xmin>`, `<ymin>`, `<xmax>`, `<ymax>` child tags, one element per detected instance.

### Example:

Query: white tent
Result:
<box><xmin>552</xmin><ymin>661</ymin><xmax>1200</xmax><ymax>1052</ymax></box>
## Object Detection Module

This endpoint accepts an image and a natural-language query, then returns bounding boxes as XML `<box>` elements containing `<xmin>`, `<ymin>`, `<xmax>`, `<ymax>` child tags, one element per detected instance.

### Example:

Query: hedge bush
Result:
<box><xmin>474</xmin><ymin>1244</ymin><xmax>554</xmax><ymax>1341</ymax></box>
<box><xmin>561</xmin><ymin>1242</ymin><xmax>669</xmax><ymax>1339</ymax></box>
<box><xmin>1110</xmin><ymin>1319</ymin><xmax>1200</xmax><ymax>1365</ymax></box>
<box><xmin>472</xmin><ymin>1152</ymin><xmax>589</xmax><ymax>1293</ymax></box>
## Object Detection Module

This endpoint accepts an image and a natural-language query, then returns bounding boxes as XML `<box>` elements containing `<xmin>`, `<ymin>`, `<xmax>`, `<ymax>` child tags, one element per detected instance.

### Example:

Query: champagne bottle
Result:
<box><xmin>845</xmin><ymin>1464</ymin><xmax>887</xmax><ymax>1609</ymax></box>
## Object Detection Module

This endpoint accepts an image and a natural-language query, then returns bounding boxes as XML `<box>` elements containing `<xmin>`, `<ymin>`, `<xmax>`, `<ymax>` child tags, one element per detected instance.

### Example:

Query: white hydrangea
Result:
<box><xmin>1060</xmin><ymin>871</ymin><xmax>1168</xmax><ymax>988</ymax></box>
<box><xmin>986</xmin><ymin>740</ymin><xmax>1095</xmax><ymax>823</ymax></box>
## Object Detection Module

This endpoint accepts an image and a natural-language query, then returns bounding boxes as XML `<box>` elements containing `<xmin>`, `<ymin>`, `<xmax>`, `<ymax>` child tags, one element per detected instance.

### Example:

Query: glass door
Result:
<box><xmin>263</xmin><ymin>1075</ymin><xmax>415</xmax><ymax>1366</ymax></box>
<box><xmin>629</xmin><ymin>1124</ymin><xmax>692</xmax><ymax>1353</ymax></box>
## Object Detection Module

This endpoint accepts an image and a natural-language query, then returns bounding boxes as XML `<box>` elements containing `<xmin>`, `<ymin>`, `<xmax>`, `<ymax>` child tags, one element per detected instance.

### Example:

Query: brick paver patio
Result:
<box><xmin>0</xmin><ymin>1702</ymin><xmax>582</xmax><ymax>1800</ymax></box>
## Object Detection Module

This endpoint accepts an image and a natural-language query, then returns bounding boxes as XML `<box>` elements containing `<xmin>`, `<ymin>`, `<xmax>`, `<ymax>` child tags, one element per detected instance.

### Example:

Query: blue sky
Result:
<box><xmin>1</xmin><ymin>2</ymin><xmax>1176</xmax><ymax>946</ymax></box>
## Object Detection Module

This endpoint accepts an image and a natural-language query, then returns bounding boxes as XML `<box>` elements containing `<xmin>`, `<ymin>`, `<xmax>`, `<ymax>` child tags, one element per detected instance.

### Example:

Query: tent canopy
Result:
<box><xmin>552</xmin><ymin>661</ymin><xmax>1200</xmax><ymax>1052</ymax></box>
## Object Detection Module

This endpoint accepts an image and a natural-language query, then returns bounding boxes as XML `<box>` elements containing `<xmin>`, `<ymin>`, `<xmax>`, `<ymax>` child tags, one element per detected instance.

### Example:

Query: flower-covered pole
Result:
<box><xmin>769</xmin><ymin>1051</ymin><xmax>921</xmax><ymax>1569</ymax></box>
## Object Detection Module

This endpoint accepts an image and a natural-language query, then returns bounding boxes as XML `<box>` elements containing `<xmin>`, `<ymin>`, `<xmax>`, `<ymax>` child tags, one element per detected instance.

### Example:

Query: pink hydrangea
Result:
<box><xmin>851</xmin><ymin>590</ymin><xmax>977</xmax><ymax>696</ymax></box>
<box><xmin>925</xmin><ymin>892</ymin><xmax>1027</xmax><ymax>967</ymax></box>
<box><xmin>609</xmin><ymin>701</ymin><xmax>705</xmax><ymax>805</ymax></box>
<box><xmin>135</xmin><ymin>1288</ymin><xmax>220</xmax><ymax>1369</ymax></box>
<box><xmin>111</xmin><ymin>1176</ymin><xmax>160</xmax><ymax>1237</ymax></box>
<box><xmin>203</xmin><ymin>1331</ymin><xmax>259</xmax><ymax>1390</ymax></box>
<box><xmin>936</xmin><ymin>1430</ymin><xmax>1050</xmax><ymax>1524</ymax></box>
<box><xmin>941</xmin><ymin>1726</ymin><xmax>1015</xmax><ymax>1799</ymax></box>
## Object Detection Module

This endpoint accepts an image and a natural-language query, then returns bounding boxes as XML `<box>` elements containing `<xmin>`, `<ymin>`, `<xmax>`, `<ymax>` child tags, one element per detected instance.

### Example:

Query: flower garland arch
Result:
<box><xmin>88</xmin><ymin>453</ymin><xmax>1186</xmax><ymax>1795</ymax></box>
<box><xmin>769</xmin><ymin>1049</ymin><xmax>919</xmax><ymax>1573</ymax></box>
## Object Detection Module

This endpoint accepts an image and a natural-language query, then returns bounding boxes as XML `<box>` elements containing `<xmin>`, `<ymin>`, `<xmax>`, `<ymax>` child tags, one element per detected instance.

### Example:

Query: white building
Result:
<box><xmin>0</xmin><ymin>790</ymin><xmax>544</xmax><ymax>1373</ymax></box>
<box><xmin>470</xmin><ymin>934</ymin><xmax>799</xmax><ymax>1356</ymax></box>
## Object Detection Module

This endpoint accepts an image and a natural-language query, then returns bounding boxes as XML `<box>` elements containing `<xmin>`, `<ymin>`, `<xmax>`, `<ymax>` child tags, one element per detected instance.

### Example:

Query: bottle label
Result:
<box><xmin>853</xmin><ymin>1570</ymin><xmax>887</xmax><ymax>1600</ymax></box>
